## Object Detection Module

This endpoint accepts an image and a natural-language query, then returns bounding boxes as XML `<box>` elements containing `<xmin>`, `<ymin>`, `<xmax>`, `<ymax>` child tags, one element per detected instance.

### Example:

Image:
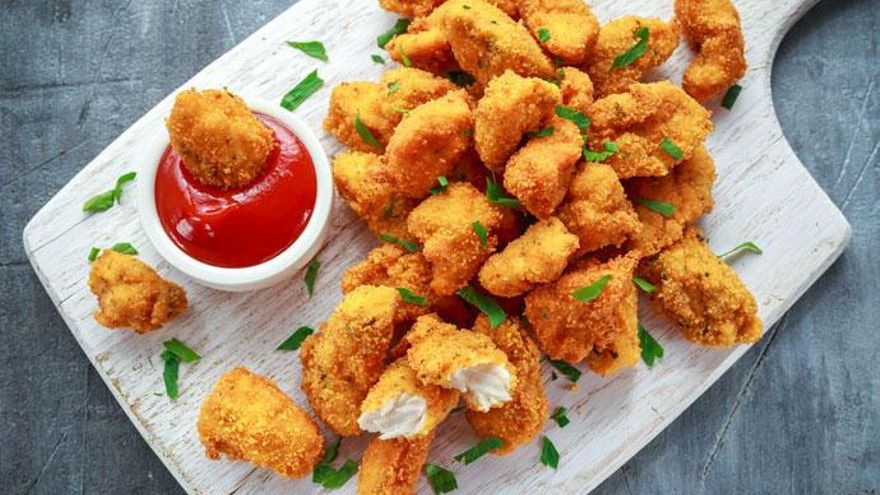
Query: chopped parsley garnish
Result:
<box><xmin>526</xmin><ymin>126</ymin><xmax>555</xmax><ymax>139</ymax></box>
<box><xmin>548</xmin><ymin>359</ymin><xmax>581</xmax><ymax>383</ymax></box>
<box><xmin>721</xmin><ymin>84</ymin><xmax>743</xmax><ymax>110</ymax></box>
<box><xmin>277</xmin><ymin>326</ymin><xmax>314</xmax><ymax>351</ymax></box>
<box><xmin>456</xmin><ymin>285</ymin><xmax>506</xmax><ymax>329</ymax></box>
<box><xmin>313</xmin><ymin>459</ymin><xmax>358</xmax><ymax>489</ymax></box>
<box><xmin>447</xmin><ymin>70</ymin><xmax>476</xmax><ymax>87</ymax></box>
<box><xmin>540</xmin><ymin>436</ymin><xmax>560</xmax><ymax>469</ymax></box>
<box><xmin>632</xmin><ymin>276</ymin><xmax>655</xmax><ymax>293</ymax></box>
<box><xmin>159</xmin><ymin>338</ymin><xmax>201</xmax><ymax>400</ymax></box>
<box><xmin>555</xmin><ymin>105</ymin><xmax>591</xmax><ymax>132</ymax></box>
<box><xmin>398</xmin><ymin>45</ymin><xmax>412</xmax><ymax>67</ymax></box>
<box><xmin>378</xmin><ymin>232</ymin><xmax>420</xmax><ymax>252</ymax></box>
<box><xmin>429</xmin><ymin>176</ymin><xmax>449</xmax><ymax>195</ymax></box>
<box><xmin>377</xmin><ymin>18</ymin><xmax>411</xmax><ymax>49</ymax></box>
<box><xmin>660</xmin><ymin>138</ymin><xmax>684</xmax><ymax>160</ymax></box>
<box><xmin>638</xmin><ymin>322</ymin><xmax>664</xmax><ymax>367</ymax></box>
<box><xmin>87</xmin><ymin>247</ymin><xmax>100</xmax><ymax>262</ymax></box>
<box><xmin>486</xmin><ymin>177</ymin><xmax>521</xmax><ymax>208</ymax></box>
<box><xmin>425</xmin><ymin>463</ymin><xmax>458</xmax><ymax>494</ymax></box>
<box><xmin>472</xmin><ymin>221</ymin><xmax>488</xmax><ymax>249</ymax></box>
<box><xmin>718</xmin><ymin>241</ymin><xmax>763</xmax><ymax>258</ymax></box>
<box><xmin>611</xmin><ymin>27</ymin><xmax>649</xmax><ymax>70</ymax></box>
<box><xmin>583</xmin><ymin>142</ymin><xmax>619</xmax><ymax>162</ymax></box>
<box><xmin>537</xmin><ymin>28</ymin><xmax>551</xmax><ymax>43</ymax></box>
<box><xmin>551</xmin><ymin>407</ymin><xmax>570</xmax><ymax>428</ymax></box>
<box><xmin>83</xmin><ymin>171</ymin><xmax>137</xmax><ymax>213</ymax></box>
<box><xmin>304</xmin><ymin>258</ymin><xmax>320</xmax><ymax>297</ymax></box>
<box><xmin>571</xmin><ymin>274</ymin><xmax>611</xmax><ymax>302</ymax></box>
<box><xmin>397</xmin><ymin>288</ymin><xmax>427</xmax><ymax>306</ymax></box>
<box><xmin>371</xmin><ymin>54</ymin><xmax>385</xmax><ymax>64</ymax></box>
<box><xmin>454</xmin><ymin>437</ymin><xmax>504</xmax><ymax>465</ymax></box>
<box><xmin>285</xmin><ymin>40</ymin><xmax>328</xmax><ymax>61</ymax></box>
<box><xmin>637</xmin><ymin>197</ymin><xmax>677</xmax><ymax>217</ymax></box>
<box><xmin>355</xmin><ymin>111</ymin><xmax>382</xmax><ymax>149</ymax></box>
<box><xmin>111</xmin><ymin>242</ymin><xmax>138</xmax><ymax>255</ymax></box>
<box><xmin>280</xmin><ymin>70</ymin><xmax>324</xmax><ymax>111</ymax></box>
<box><xmin>387</xmin><ymin>81</ymin><xmax>402</xmax><ymax>95</ymax></box>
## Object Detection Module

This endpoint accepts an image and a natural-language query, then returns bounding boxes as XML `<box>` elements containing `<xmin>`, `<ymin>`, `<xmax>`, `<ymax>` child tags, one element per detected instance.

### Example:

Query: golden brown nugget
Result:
<box><xmin>388</xmin><ymin>24</ymin><xmax>459</xmax><ymax>76</ymax></box>
<box><xmin>300</xmin><ymin>286</ymin><xmax>402</xmax><ymax>436</ymax></box>
<box><xmin>381</xmin><ymin>67</ymin><xmax>458</xmax><ymax>113</ymax></box>
<box><xmin>625</xmin><ymin>144</ymin><xmax>717</xmax><ymax>256</ymax></box>
<box><xmin>587</xmin><ymin>81</ymin><xmax>713</xmax><ymax>178</ymax></box>
<box><xmin>675</xmin><ymin>0</ymin><xmax>747</xmax><ymax>101</ymax></box>
<box><xmin>586</xmin><ymin>312</ymin><xmax>641</xmax><ymax>376</ymax></box>
<box><xmin>197</xmin><ymin>367</ymin><xmax>323</xmax><ymax>479</ymax></box>
<box><xmin>520</xmin><ymin>0</ymin><xmax>600</xmax><ymax>66</ymax></box>
<box><xmin>407</xmin><ymin>182</ymin><xmax>506</xmax><ymax>295</ymax></box>
<box><xmin>380</xmin><ymin>0</ymin><xmax>445</xmax><ymax>17</ymax></box>
<box><xmin>474</xmin><ymin>70</ymin><xmax>561</xmax><ymax>170</ymax></box>
<box><xmin>466</xmin><ymin>316</ymin><xmax>547</xmax><ymax>454</ymax></box>
<box><xmin>88</xmin><ymin>250</ymin><xmax>187</xmax><ymax>333</ymax></box>
<box><xmin>639</xmin><ymin>227</ymin><xmax>763</xmax><ymax>346</ymax></box>
<box><xmin>503</xmin><ymin>117</ymin><xmax>582</xmax><ymax>218</ymax></box>
<box><xmin>585</xmin><ymin>17</ymin><xmax>681</xmax><ymax>98</ymax></box>
<box><xmin>557</xmin><ymin>163</ymin><xmax>641</xmax><ymax>255</ymax></box>
<box><xmin>525</xmin><ymin>252</ymin><xmax>639</xmax><ymax>365</ymax></box>
<box><xmin>406</xmin><ymin>314</ymin><xmax>517</xmax><ymax>411</ymax></box>
<box><xmin>358</xmin><ymin>432</ymin><xmax>434</xmax><ymax>495</ymax></box>
<box><xmin>559</xmin><ymin>67</ymin><xmax>595</xmax><ymax>115</ymax></box>
<box><xmin>478</xmin><ymin>217</ymin><xmax>579</xmax><ymax>297</ymax></box>
<box><xmin>166</xmin><ymin>89</ymin><xmax>273</xmax><ymax>189</ymax></box>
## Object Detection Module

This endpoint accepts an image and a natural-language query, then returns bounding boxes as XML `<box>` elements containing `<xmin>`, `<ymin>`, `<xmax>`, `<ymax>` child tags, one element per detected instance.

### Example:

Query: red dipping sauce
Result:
<box><xmin>155</xmin><ymin>114</ymin><xmax>317</xmax><ymax>268</ymax></box>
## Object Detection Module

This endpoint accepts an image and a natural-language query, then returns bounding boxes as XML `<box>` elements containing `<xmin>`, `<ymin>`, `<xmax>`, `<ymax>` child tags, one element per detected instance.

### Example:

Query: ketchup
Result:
<box><xmin>155</xmin><ymin>114</ymin><xmax>317</xmax><ymax>268</ymax></box>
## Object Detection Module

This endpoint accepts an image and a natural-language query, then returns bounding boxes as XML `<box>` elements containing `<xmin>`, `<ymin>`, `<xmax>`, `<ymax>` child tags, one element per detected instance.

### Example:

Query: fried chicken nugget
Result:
<box><xmin>503</xmin><ymin>117</ymin><xmax>582</xmax><ymax>218</ymax></box>
<box><xmin>474</xmin><ymin>70</ymin><xmax>561</xmax><ymax>170</ymax></box>
<box><xmin>557</xmin><ymin>163</ymin><xmax>641</xmax><ymax>255</ymax></box>
<box><xmin>675</xmin><ymin>0</ymin><xmax>747</xmax><ymax>101</ymax></box>
<box><xmin>638</xmin><ymin>227</ymin><xmax>763</xmax><ymax>346</ymax></box>
<box><xmin>625</xmin><ymin>144</ymin><xmax>717</xmax><ymax>256</ymax></box>
<box><xmin>466</xmin><ymin>316</ymin><xmax>547</xmax><ymax>454</ymax></box>
<box><xmin>585</xmin><ymin>17</ymin><xmax>681</xmax><ymax>98</ymax></box>
<box><xmin>478</xmin><ymin>217</ymin><xmax>579</xmax><ymax>297</ymax></box>
<box><xmin>407</xmin><ymin>182</ymin><xmax>506</xmax><ymax>295</ymax></box>
<box><xmin>525</xmin><ymin>252</ymin><xmax>639</xmax><ymax>368</ymax></box>
<box><xmin>343</xmin><ymin>244</ymin><xmax>435</xmax><ymax>320</ymax></box>
<box><xmin>166</xmin><ymin>89</ymin><xmax>273</xmax><ymax>189</ymax></box>
<box><xmin>559</xmin><ymin>66</ymin><xmax>595</xmax><ymax>115</ymax></box>
<box><xmin>387</xmin><ymin>21</ymin><xmax>459</xmax><ymax>76</ymax></box>
<box><xmin>380</xmin><ymin>0</ymin><xmax>446</xmax><ymax>17</ymax></box>
<box><xmin>88</xmin><ymin>250</ymin><xmax>187</xmax><ymax>333</ymax></box>
<box><xmin>520</xmin><ymin>0</ymin><xmax>600</xmax><ymax>66</ymax></box>
<box><xmin>406</xmin><ymin>314</ymin><xmax>517</xmax><ymax>411</ymax></box>
<box><xmin>197</xmin><ymin>367</ymin><xmax>323</xmax><ymax>478</ymax></box>
<box><xmin>587</xmin><ymin>81</ymin><xmax>713</xmax><ymax>178</ymax></box>
<box><xmin>300</xmin><ymin>285</ymin><xmax>402</xmax><ymax>436</ymax></box>
<box><xmin>358</xmin><ymin>432</ymin><xmax>435</xmax><ymax>495</ymax></box>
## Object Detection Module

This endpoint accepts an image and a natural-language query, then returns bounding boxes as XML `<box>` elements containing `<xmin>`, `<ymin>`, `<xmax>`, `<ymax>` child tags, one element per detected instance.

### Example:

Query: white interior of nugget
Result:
<box><xmin>358</xmin><ymin>392</ymin><xmax>427</xmax><ymax>440</ymax></box>
<box><xmin>450</xmin><ymin>363</ymin><xmax>512</xmax><ymax>412</ymax></box>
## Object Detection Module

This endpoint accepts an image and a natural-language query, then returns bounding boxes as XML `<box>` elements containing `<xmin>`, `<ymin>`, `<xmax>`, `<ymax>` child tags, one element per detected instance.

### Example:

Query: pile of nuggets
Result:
<box><xmin>194</xmin><ymin>0</ymin><xmax>759</xmax><ymax>492</ymax></box>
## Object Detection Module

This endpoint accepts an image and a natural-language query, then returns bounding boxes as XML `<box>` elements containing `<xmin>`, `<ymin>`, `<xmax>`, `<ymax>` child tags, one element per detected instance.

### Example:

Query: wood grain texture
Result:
<box><xmin>15</xmin><ymin>0</ymin><xmax>858</xmax><ymax>494</ymax></box>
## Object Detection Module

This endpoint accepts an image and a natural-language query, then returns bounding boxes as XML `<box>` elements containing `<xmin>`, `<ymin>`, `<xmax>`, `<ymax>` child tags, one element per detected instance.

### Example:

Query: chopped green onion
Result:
<box><xmin>721</xmin><ymin>84</ymin><xmax>743</xmax><ymax>110</ymax></box>
<box><xmin>637</xmin><ymin>197</ymin><xmax>677</xmax><ymax>217</ymax></box>
<box><xmin>551</xmin><ymin>407</ymin><xmax>570</xmax><ymax>428</ymax></box>
<box><xmin>110</xmin><ymin>242</ymin><xmax>138</xmax><ymax>255</ymax></box>
<box><xmin>87</xmin><ymin>247</ymin><xmax>100</xmax><ymax>262</ymax></box>
<box><xmin>526</xmin><ymin>126</ymin><xmax>555</xmax><ymax>139</ymax></box>
<box><xmin>425</xmin><ymin>463</ymin><xmax>458</xmax><ymax>494</ymax></box>
<box><xmin>377</xmin><ymin>18</ymin><xmax>411</xmax><ymax>49</ymax></box>
<box><xmin>398</xmin><ymin>45</ymin><xmax>412</xmax><ymax>67</ymax></box>
<box><xmin>280</xmin><ymin>70</ymin><xmax>324</xmax><ymax>111</ymax></box>
<box><xmin>378</xmin><ymin>232</ymin><xmax>421</xmax><ymax>253</ymax></box>
<box><xmin>323</xmin><ymin>437</ymin><xmax>342</xmax><ymax>465</ymax></box>
<box><xmin>571</xmin><ymin>274</ymin><xmax>611</xmax><ymax>302</ymax></box>
<box><xmin>447</xmin><ymin>70</ymin><xmax>476</xmax><ymax>87</ymax></box>
<box><xmin>537</xmin><ymin>28</ymin><xmax>551</xmax><ymax>43</ymax></box>
<box><xmin>632</xmin><ymin>276</ymin><xmax>655</xmax><ymax>293</ymax></box>
<box><xmin>383</xmin><ymin>199</ymin><xmax>396</xmax><ymax>218</ymax></box>
<box><xmin>456</xmin><ymin>285</ymin><xmax>506</xmax><ymax>329</ymax></box>
<box><xmin>611</xmin><ymin>27</ymin><xmax>649</xmax><ymax>70</ymax></box>
<box><xmin>161</xmin><ymin>352</ymin><xmax>180</xmax><ymax>400</ymax></box>
<box><xmin>83</xmin><ymin>171</ymin><xmax>137</xmax><ymax>213</ymax></box>
<box><xmin>462</xmin><ymin>129</ymin><xmax>474</xmax><ymax>137</ymax></box>
<box><xmin>486</xmin><ymin>177</ymin><xmax>521</xmax><ymax>208</ymax></box>
<box><xmin>583</xmin><ymin>141</ymin><xmax>619</xmax><ymax>162</ymax></box>
<box><xmin>371</xmin><ymin>54</ymin><xmax>385</xmax><ymax>64</ymax></box>
<box><xmin>286</xmin><ymin>40</ymin><xmax>328</xmax><ymax>61</ymax></box>
<box><xmin>540</xmin><ymin>436</ymin><xmax>560</xmax><ymax>469</ymax></box>
<box><xmin>163</xmin><ymin>338</ymin><xmax>201</xmax><ymax>363</ymax></box>
<box><xmin>355</xmin><ymin>111</ymin><xmax>382</xmax><ymax>149</ymax></box>
<box><xmin>429</xmin><ymin>176</ymin><xmax>449</xmax><ymax>195</ymax></box>
<box><xmin>718</xmin><ymin>241</ymin><xmax>763</xmax><ymax>259</ymax></box>
<box><xmin>305</xmin><ymin>258</ymin><xmax>320</xmax><ymax>297</ymax></box>
<box><xmin>454</xmin><ymin>437</ymin><xmax>504</xmax><ymax>465</ymax></box>
<box><xmin>387</xmin><ymin>81</ymin><xmax>402</xmax><ymax>95</ymax></box>
<box><xmin>114</xmin><ymin>171</ymin><xmax>137</xmax><ymax>202</ymax></box>
<box><xmin>277</xmin><ymin>326</ymin><xmax>314</xmax><ymax>351</ymax></box>
<box><xmin>313</xmin><ymin>459</ymin><xmax>358</xmax><ymax>489</ymax></box>
<box><xmin>555</xmin><ymin>105</ymin><xmax>590</xmax><ymax>132</ymax></box>
<box><xmin>638</xmin><ymin>322</ymin><xmax>664</xmax><ymax>367</ymax></box>
<box><xmin>660</xmin><ymin>138</ymin><xmax>684</xmax><ymax>160</ymax></box>
<box><xmin>548</xmin><ymin>359</ymin><xmax>581</xmax><ymax>383</ymax></box>
<box><xmin>472</xmin><ymin>221</ymin><xmax>488</xmax><ymax>249</ymax></box>
<box><xmin>397</xmin><ymin>288</ymin><xmax>427</xmax><ymax>306</ymax></box>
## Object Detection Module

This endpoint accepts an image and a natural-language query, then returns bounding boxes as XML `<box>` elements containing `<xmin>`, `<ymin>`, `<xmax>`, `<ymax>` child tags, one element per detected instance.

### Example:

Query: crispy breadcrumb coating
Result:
<box><xmin>503</xmin><ymin>117</ymin><xmax>582</xmax><ymax>218</ymax></box>
<box><xmin>466</xmin><ymin>316</ymin><xmax>547</xmax><ymax>454</ymax></box>
<box><xmin>407</xmin><ymin>182</ymin><xmax>506</xmax><ymax>295</ymax></box>
<box><xmin>557</xmin><ymin>163</ymin><xmax>641</xmax><ymax>255</ymax></box>
<box><xmin>358</xmin><ymin>432</ymin><xmax>434</xmax><ymax>495</ymax></box>
<box><xmin>88</xmin><ymin>250</ymin><xmax>187</xmax><ymax>333</ymax></box>
<box><xmin>559</xmin><ymin>67</ymin><xmax>595</xmax><ymax>115</ymax></box>
<box><xmin>300</xmin><ymin>285</ymin><xmax>401</xmax><ymax>436</ymax></box>
<box><xmin>520</xmin><ymin>0</ymin><xmax>600</xmax><ymax>66</ymax></box>
<box><xmin>675</xmin><ymin>0</ymin><xmax>747</xmax><ymax>101</ymax></box>
<box><xmin>625</xmin><ymin>144</ymin><xmax>717</xmax><ymax>256</ymax></box>
<box><xmin>525</xmin><ymin>252</ymin><xmax>640</xmax><ymax>365</ymax></box>
<box><xmin>585</xmin><ymin>17</ymin><xmax>681</xmax><ymax>98</ymax></box>
<box><xmin>587</xmin><ymin>81</ymin><xmax>713</xmax><ymax>178</ymax></box>
<box><xmin>478</xmin><ymin>217</ymin><xmax>579</xmax><ymax>297</ymax></box>
<box><xmin>639</xmin><ymin>227</ymin><xmax>762</xmax><ymax>346</ymax></box>
<box><xmin>380</xmin><ymin>0</ymin><xmax>445</xmax><ymax>17</ymax></box>
<box><xmin>197</xmin><ymin>367</ymin><xmax>323</xmax><ymax>478</ymax></box>
<box><xmin>474</xmin><ymin>70</ymin><xmax>561</xmax><ymax>170</ymax></box>
<box><xmin>166</xmin><ymin>89</ymin><xmax>273</xmax><ymax>189</ymax></box>
<box><xmin>388</xmin><ymin>23</ymin><xmax>459</xmax><ymax>76</ymax></box>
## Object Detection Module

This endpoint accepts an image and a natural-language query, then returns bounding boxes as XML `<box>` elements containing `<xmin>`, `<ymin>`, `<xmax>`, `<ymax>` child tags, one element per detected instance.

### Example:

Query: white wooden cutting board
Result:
<box><xmin>23</xmin><ymin>0</ymin><xmax>850</xmax><ymax>493</ymax></box>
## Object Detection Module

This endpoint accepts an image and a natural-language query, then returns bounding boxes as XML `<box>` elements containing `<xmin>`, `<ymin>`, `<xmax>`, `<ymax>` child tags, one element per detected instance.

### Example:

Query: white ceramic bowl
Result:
<box><xmin>137</xmin><ymin>97</ymin><xmax>333</xmax><ymax>292</ymax></box>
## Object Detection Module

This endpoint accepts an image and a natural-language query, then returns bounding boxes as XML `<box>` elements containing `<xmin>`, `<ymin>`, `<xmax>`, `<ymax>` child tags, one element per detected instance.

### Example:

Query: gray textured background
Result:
<box><xmin>1</xmin><ymin>0</ymin><xmax>877</xmax><ymax>494</ymax></box>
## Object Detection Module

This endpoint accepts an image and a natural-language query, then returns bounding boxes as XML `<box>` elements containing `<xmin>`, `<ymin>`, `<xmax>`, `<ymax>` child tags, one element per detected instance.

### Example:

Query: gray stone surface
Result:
<box><xmin>0</xmin><ymin>0</ymin><xmax>876</xmax><ymax>493</ymax></box>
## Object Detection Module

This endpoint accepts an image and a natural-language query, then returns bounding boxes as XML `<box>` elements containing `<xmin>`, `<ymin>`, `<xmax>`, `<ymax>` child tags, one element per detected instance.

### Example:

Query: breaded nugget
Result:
<box><xmin>559</xmin><ymin>66</ymin><xmax>595</xmax><ymax>115</ymax></box>
<box><xmin>520</xmin><ymin>0</ymin><xmax>600</xmax><ymax>66</ymax></box>
<box><xmin>382</xmin><ymin>68</ymin><xmax>458</xmax><ymax>112</ymax></box>
<box><xmin>585</xmin><ymin>17</ymin><xmax>681</xmax><ymax>98</ymax></box>
<box><xmin>587</xmin><ymin>81</ymin><xmax>713</xmax><ymax>178</ymax></box>
<box><xmin>466</xmin><ymin>316</ymin><xmax>547</xmax><ymax>454</ymax></box>
<box><xmin>388</xmin><ymin>23</ymin><xmax>459</xmax><ymax>76</ymax></box>
<box><xmin>380</xmin><ymin>0</ymin><xmax>445</xmax><ymax>17</ymax></box>
<box><xmin>300</xmin><ymin>286</ymin><xmax>401</xmax><ymax>436</ymax></box>
<box><xmin>406</xmin><ymin>314</ymin><xmax>517</xmax><ymax>411</ymax></box>
<box><xmin>557</xmin><ymin>163</ymin><xmax>641</xmax><ymax>255</ymax></box>
<box><xmin>387</xmin><ymin>90</ymin><xmax>474</xmax><ymax>197</ymax></box>
<box><xmin>88</xmin><ymin>250</ymin><xmax>187</xmax><ymax>333</ymax></box>
<box><xmin>675</xmin><ymin>0</ymin><xmax>747</xmax><ymax>101</ymax></box>
<box><xmin>478</xmin><ymin>217</ymin><xmax>579</xmax><ymax>297</ymax></box>
<box><xmin>407</xmin><ymin>182</ymin><xmax>506</xmax><ymax>295</ymax></box>
<box><xmin>638</xmin><ymin>227</ymin><xmax>762</xmax><ymax>346</ymax></box>
<box><xmin>525</xmin><ymin>252</ymin><xmax>639</xmax><ymax>366</ymax></box>
<box><xmin>358</xmin><ymin>432</ymin><xmax>434</xmax><ymax>495</ymax></box>
<box><xmin>166</xmin><ymin>89</ymin><xmax>273</xmax><ymax>189</ymax></box>
<box><xmin>503</xmin><ymin>117</ymin><xmax>582</xmax><ymax>218</ymax></box>
<box><xmin>197</xmin><ymin>367</ymin><xmax>323</xmax><ymax>478</ymax></box>
<box><xmin>625</xmin><ymin>144</ymin><xmax>716</xmax><ymax>256</ymax></box>
<box><xmin>474</xmin><ymin>71</ymin><xmax>561</xmax><ymax>170</ymax></box>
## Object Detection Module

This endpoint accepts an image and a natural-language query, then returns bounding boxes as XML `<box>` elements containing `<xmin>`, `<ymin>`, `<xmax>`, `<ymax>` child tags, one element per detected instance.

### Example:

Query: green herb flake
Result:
<box><xmin>277</xmin><ymin>326</ymin><xmax>314</xmax><ymax>351</ymax></box>
<box><xmin>429</xmin><ymin>176</ymin><xmax>449</xmax><ymax>195</ymax></box>
<box><xmin>162</xmin><ymin>353</ymin><xmax>180</xmax><ymax>400</ymax></box>
<box><xmin>305</xmin><ymin>258</ymin><xmax>321</xmax><ymax>297</ymax></box>
<box><xmin>447</xmin><ymin>70</ymin><xmax>476</xmax><ymax>87</ymax></box>
<box><xmin>280</xmin><ymin>70</ymin><xmax>324</xmax><ymax>112</ymax></box>
<box><xmin>486</xmin><ymin>177</ymin><xmax>521</xmax><ymax>209</ymax></box>
<box><xmin>456</xmin><ymin>285</ymin><xmax>506</xmax><ymax>329</ymax></box>
<box><xmin>526</xmin><ymin>126</ymin><xmax>555</xmax><ymax>139</ymax></box>
<box><xmin>551</xmin><ymin>407</ymin><xmax>570</xmax><ymax>428</ymax></box>
<box><xmin>377</xmin><ymin>18</ymin><xmax>411</xmax><ymax>49</ymax></box>
<box><xmin>324</xmin><ymin>437</ymin><xmax>342</xmax><ymax>464</ymax></box>
<box><xmin>114</xmin><ymin>171</ymin><xmax>137</xmax><ymax>199</ymax></box>
<box><xmin>571</xmin><ymin>274</ymin><xmax>612</xmax><ymax>302</ymax></box>
<box><xmin>398</xmin><ymin>45</ymin><xmax>412</xmax><ymax>67</ymax></box>
<box><xmin>110</xmin><ymin>242</ymin><xmax>138</xmax><ymax>255</ymax></box>
<box><xmin>632</xmin><ymin>276</ymin><xmax>655</xmax><ymax>293</ymax></box>
<box><xmin>638</xmin><ymin>322</ymin><xmax>664</xmax><ymax>367</ymax></box>
<box><xmin>555</xmin><ymin>105</ymin><xmax>591</xmax><ymax>132</ymax></box>
<box><xmin>583</xmin><ymin>141</ymin><xmax>619</xmax><ymax>162</ymax></box>
<box><xmin>163</xmin><ymin>338</ymin><xmax>201</xmax><ymax>363</ymax></box>
<box><xmin>397</xmin><ymin>288</ymin><xmax>427</xmax><ymax>306</ymax></box>
<box><xmin>548</xmin><ymin>359</ymin><xmax>581</xmax><ymax>383</ymax></box>
<box><xmin>718</xmin><ymin>241</ymin><xmax>764</xmax><ymax>259</ymax></box>
<box><xmin>454</xmin><ymin>437</ymin><xmax>504</xmax><ymax>465</ymax></box>
<box><xmin>378</xmin><ymin>232</ymin><xmax>421</xmax><ymax>253</ymax></box>
<box><xmin>286</xmin><ymin>40</ymin><xmax>328</xmax><ymax>61</ymax></box>
<box><xmin>540</xmin><ymin>436</ymin><xmax>560</xmax><ymax>469</ymax></box>
<box><xmin>611</xmin><ymin>27</ymin><xmax>650</xmax><ymax>70</ymax></box>
<box><xmin>371</xmin><ymin>54</ymin><xmax>386</xmax><ymax>64</ymax></box>
<box><xmin>471</xmin><ymin>221</ymin><xmax>488</xmax><ymax>249</ymax></box>
<box><xmin>721</xmin><ymin>84</ymin><xmax>743</xmax><ymax>110</ymax></box>
<box><xmin>83</xmin><ymin>171</ymin><xmax>137</xmax><ymax>213</ymax></box>
<box><xmin>462</xmin><ymin>128</ymin><xmax>474</xmax><ymax>137</ymax></box>
<box><xmin>537</xmin><ymin>28</ymin><xmax>551</xmax><ymax>43</ymax></box>
<box><xmin>355</xmin><ymin>111</ymin><xmax>382</xmax><ymax>149</ymax></box>
<box><xmin>425</xmin><ymin>463</ymin><xmax>458</xmax><ymax>494</ymax></box>
<box><xmin>660</xmin><ymin>138</ymin><xmax>684</xmax><ymax>161</ymax></box>
<box><xmin>314</xmin><ymin>459</ymin><xmax>358</xmax><ymax>489</ymax></box>
<box><xmin>87</xmin><ymin>247</ymin><xmax>100</xmax><ymax>262</ymax></box>
<box><xmin>637</xmin><ymin>197</ymin><xmax>677</xmax><ymax>217</ymax></box>
<box><xmin>387</xmin><ymin>81</ymin><xmax>402</xmax><ymax>95</ymax></box>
